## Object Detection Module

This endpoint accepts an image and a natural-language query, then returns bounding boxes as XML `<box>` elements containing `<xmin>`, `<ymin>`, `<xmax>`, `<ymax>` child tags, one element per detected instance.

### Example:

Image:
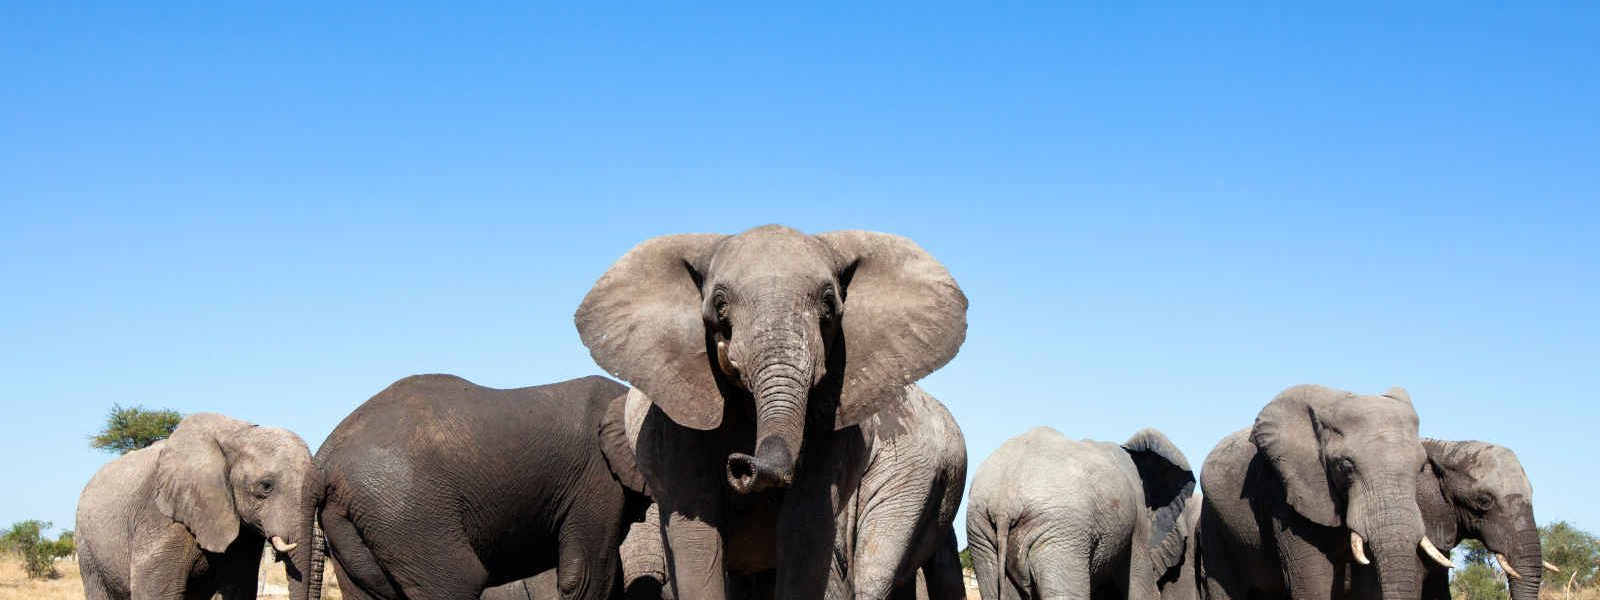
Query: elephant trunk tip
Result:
<box><xmin>725</xmin><ymin>438</ymin><xmax>795</xmax><ymax>494</ymax></box>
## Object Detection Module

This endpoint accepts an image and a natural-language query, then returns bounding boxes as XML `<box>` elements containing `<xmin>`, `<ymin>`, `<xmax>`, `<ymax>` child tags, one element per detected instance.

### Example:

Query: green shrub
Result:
<box><xmin>1</xmin><ymin>521</ymin><xmax>73</xmax><ymax>579</ymax></box>
<box><xmin>91</xmin><ymin>404</ymin><xmax>182</xmax><ymax>454</ymax></box>
<box><xmin>1542</xmin><ymin>521</ymin><xmax>1600</xmax><ymax>591</ymax></box>
<box><xmin>959</xmin><ymin>547</ymin><xmax>972</xmax><ymax>570</ymax></box>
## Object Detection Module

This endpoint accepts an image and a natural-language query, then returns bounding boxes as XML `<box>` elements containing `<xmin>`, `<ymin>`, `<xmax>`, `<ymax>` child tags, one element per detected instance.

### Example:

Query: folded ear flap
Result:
<box><xmin>1251</xmin><ymin>385</ymin><xmax>1342</xmax><ymax>528</ymax></box>
<box><xmin>599</xmin><ymin>392</ymin><xmax>649</xmax><ymax>497</ymax></box>
<box><xmin>1417</xmin><ymin>439</ymin><xmax>1458</xmax><ymax>548</ymax></box>
<box><xmin>815</xmin><ymin>231</ymin><xmax>967</xmax><ymax>428</ymax></box>
<box><xmin>1384</xmin><ymin>386</ymin><xmax>1412</xmax><ymax>403</ymax></box>
<box><xmin>575</xmin><ymin>234</ymin><xmax>728</xmax><ymax>430</ymax></box>
<box><xmin>155</xmin><ymin>413</ymin><xmax>249</xmax><ymax>553</ymax></box>
<box><xmin>1124</xmin><ymin>427</ymin><xmax>1196</xmax><ymax>574</ymax></box>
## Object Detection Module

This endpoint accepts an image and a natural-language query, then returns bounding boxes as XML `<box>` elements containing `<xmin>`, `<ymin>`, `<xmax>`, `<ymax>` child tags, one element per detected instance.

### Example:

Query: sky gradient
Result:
<box><xmin>3</xmin><ymin>3</ymin><xmax>1597</xmax><ymax>545</ymax></box>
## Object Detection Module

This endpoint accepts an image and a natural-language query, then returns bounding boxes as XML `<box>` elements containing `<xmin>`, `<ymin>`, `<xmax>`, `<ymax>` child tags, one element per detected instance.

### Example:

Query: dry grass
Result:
<box><xmin>1545</xmin><ymin>585</ymin><xmax>1600</xmax><ymax>600</ymax></box>
<box><xmin>0</xmin><ymin>553</ymin><xmax>341</xmax><ymax>600</ymax></box>
<box><xmin>0</xmin><ymin>556</ymin><xmax>83</xmax><ymax>600</ymax></box>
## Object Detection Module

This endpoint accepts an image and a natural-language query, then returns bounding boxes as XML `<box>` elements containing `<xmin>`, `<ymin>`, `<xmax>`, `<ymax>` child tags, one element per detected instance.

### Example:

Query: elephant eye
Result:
<box><xmin>1474</xmin><ymin>493</ymin><xmax>1495</xmax><ymax>512</ymax></box>
<box><xmin>256</xmin><ymin>479</ymin><xmax>275</xmax><ymax>497</ymax></box>
<box><xmin>1335</xmin><ymin>458</ymin><xmax>1356</xmax><ymax>475</ymax></box>
<box><xmin>710</xmin><ymin>288</ymin><xmax>732</xmax><ymax>327</ymax></box>
<box><xmin>819</xmin><ymin>286</ymin><xmax>839</xmax><ymax>322</ymax></box>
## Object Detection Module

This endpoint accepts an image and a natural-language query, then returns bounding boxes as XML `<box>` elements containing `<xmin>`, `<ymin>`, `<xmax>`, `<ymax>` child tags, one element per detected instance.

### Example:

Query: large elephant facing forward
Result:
<box><xmin>575</xmin><ymin>225</ymin><xmax>970</xmax><ymax>600</ymax></box>
<box><xmin>76</xmin><ymin>413</ymin><xmax>314</xmax><ymax>600</ymax></box>
<box><xmin>1199</xmin><ymin>385</ymin><xmax>1452</xmax><ymax>600</ymax></box>
<box><xmin>966</xmin><ymin>427</ymin><xmax>1196</xmax><ymax>600</ymax></box>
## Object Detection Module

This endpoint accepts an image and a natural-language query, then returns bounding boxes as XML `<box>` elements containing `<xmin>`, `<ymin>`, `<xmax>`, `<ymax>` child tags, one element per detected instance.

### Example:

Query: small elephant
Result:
<box><xmin>1199</xmin><ymin>385</ymin><xmax>1452</xmax><ymax>600</ymax></box>
<box><xmin>1350</xmin><ymin>439</ymin><xmax>1551</xmax><ymax>600</ymax></box>
<box><xmin>298</xmin><ymin>375</ymin><xmax>649</xmax><ymax>600</ymax></box>
<box><xmin>575</xmin><ymin>225</ymin><xmax>970</xmax><ymax>600</ymax></box>
<box><xmin>966</xmin><ymin>427</ymin><xmax>1196</xmax><ymax>600</ymax></box>
<box><xmin>76</xmin><ymin>413</ymin><xmax>314</xmax><ymax>600</ymax></box>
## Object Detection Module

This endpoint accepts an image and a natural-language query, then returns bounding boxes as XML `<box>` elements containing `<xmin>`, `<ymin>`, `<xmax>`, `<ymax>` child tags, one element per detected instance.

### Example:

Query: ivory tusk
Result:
<box><xmin>1350</xmin><ymin>531</ymin><xmax>1371</xmax><ymax>565</ymax></box>
<box><xmin>1496</xmin><ymin>553</ymin><xmax>1523</xmax><ymax>580</ymax></box>
<box><xmin>1545</xmin><ymin>561</ymin><xmax>1562</xmax><ymax>573</ymax></box>
<box><xmin>1420</xmin><ymin>537</ymin><xmax>1454</xmax><ymax>569</ymax></box>
<box><xmin>271</xmin><ymin>536</ymin><xmax>298</xmax><ymax>553</ymax></box>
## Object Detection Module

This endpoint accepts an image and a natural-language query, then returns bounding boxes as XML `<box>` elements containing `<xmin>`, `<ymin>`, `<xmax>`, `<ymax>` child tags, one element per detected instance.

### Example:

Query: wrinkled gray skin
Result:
<box><xmin>1159</xmin><ymin>496</ymin><xmax>1201</xmax><ymax>600</ymax></box>
<box><xmin>299</xmin><ymin>375</ymin><xmax>646</xmax><ymax>600</ymax></box>
<box><xmin>1350</xmin><ymin>440</ymin><xmax>1544</xmax><ymax>600</ymax></box>
<box><xmin>1199</xmin><ymin>385</ymin><xmax>1433</xmax><ymax>600</ymax></box>
<box><xmin>575</xmin><ymin>225</ymin><xmax>970</xmax><ymax>600</ymax></box>
<box><xmin>966</xmin><ymin>427</ymin><xmax>1196</xmax><ymax>600</ymax></box>
<box><xmin>76</xmin><ymin>413</ymin><xmax>313</xmax><ymax>600</ymax></box>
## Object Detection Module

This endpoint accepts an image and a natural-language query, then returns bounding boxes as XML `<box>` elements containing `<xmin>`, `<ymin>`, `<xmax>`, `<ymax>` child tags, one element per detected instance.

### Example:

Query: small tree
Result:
<box><xmin>1454</xmin><ymin>540</ymin><xmax>1508</xmax><ymax>600</ymax></box>
<box><xmin>91</xmin><ymin>404</ymin><xmax>183</xmax><ymax>454</ymax></box>
<box><xmin>1541</xmin><ymin>521</ymin><xmax>1600</xmax><ymax>591</ymax></box>
<box><xmin>959</xmin><ymin>547</ymin><xmax>972</xmax><ymax>570</ymax></box>
<box><xmin>0</xmin><ymin>521</ymin><xmax>73</xmax><ymax>579</ymax></box>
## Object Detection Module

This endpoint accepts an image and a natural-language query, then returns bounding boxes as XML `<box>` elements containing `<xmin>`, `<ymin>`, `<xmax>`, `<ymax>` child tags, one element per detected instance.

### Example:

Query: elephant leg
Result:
<box><xmin>321</xmin><ymin>503</ymin><xmax>400</xmax><ymax>600</ymax></box>
<box><xmin>330</xmin><ymin>556</ymin><xmax>381</xmax><ymax>600</ymax></box>
<box><xmin>556</xmin><ymin>516</ymin><xmax>622</xmax><ymax>600</ymax></box>
<box><xmin>774</xmin><ymin>433</ymin><xmax>856</xmax><ymax>600</ymax></box>
<box><xmin>1032</xmin><ymin>548</ymin><xmax>1092</xmax><ymax>600</ymax></box>
<box><xmin>1276</xmin><ymin>532</ymin><xmax>1337</xmax><ymax>600</ymax></box>
<box><xmin>662</xmin><ymin>506</ymin><xmax>727</xmax><ymax>600</ymax></box>
<box><xmin>920</xmin><ymin>526</ymin><xmax>967</xmax><ymax>600</ymax></box>
<box><xmin>131</xmin><ymin>525</ymin><xmax>201</xmax><ymax>600</ymax></box>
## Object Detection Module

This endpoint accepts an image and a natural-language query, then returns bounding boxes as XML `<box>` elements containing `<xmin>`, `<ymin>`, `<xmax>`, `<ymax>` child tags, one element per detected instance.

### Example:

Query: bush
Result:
<box><xmin>91</xmin><ymin>404</ymin><xmax>183</xmax><ymax>454</ymax></box>
<box><xmin>1542</xmin><ymin>521</ymin><xmax>1600</xmax><ymax>591</ymax></box>
<box><xmin>959</xmin><ymin>547</ymin><xmax>972</xmax><ymax>570</ymax></box>
<box><xmin>1458</xmin><ymin>561</ymin><xmax>1511</xmax><ymax>600</ymax></box>
<box><xmin>0</xmin><ymin>521</ymin><xmax>73</xmax><ymax>579</ymax></box>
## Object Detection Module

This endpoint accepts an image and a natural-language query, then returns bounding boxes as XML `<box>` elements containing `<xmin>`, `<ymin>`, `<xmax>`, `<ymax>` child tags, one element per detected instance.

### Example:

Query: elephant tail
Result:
<box><xmin>991</xmin><ymin>513</ymin><xmax>1009</xmax><ymax>600</ymax></box>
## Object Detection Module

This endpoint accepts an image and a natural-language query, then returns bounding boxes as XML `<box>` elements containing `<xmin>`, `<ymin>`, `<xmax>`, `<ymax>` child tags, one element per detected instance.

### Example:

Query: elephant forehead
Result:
<box><xmin>711</xmin><ymin>230</ymin><xmax>835</xmax><ymax>277</ymax></box>
<box><xmin>1324</xmin><ymin>396</ymin><xmax>1419</xmax><ymax>430</ymax></box>
<box><xmin>1472</xmin><ymin>447</ymin><xmax>1533</xmax><ymax>495</ymax></box>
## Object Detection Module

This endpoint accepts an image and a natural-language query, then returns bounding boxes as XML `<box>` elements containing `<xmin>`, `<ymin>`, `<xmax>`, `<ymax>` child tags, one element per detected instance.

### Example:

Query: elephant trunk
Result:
<box><xmin>1360</xmin><ymin>503</ymin><xmax>1427</xmax><ymax>600</ymax></box>
<box><xmin>726</xmin><ymin>352</ymin><xmax>811</xmax><ymax>494</ymax></box>
<box><xmin>289</xmin><ymin>473</ymin><xmax>326</xmax><ymax>600</ymax></box>
<box><xmin>1503</xmin><ymin>520</ymin><xmax>1543</xmax><ymax>600</ymax></box>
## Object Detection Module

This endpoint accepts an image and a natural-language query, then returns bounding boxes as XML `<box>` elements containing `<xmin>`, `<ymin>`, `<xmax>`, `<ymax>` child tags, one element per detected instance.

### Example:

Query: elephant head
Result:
<box><xmin>155</xmin><ymin>412</ymin><xmax>313</xmax><ymax>555</ymax></box>
<box><xmin>576</xmin><ymin>225</ymin><xmax>967</xmax><ymax>493</ymax></box>
<box><xmin>1124</xmin><ymin>428</ymin><xmax>1197</xmax><ymax>576</ymax></box>
<box><xmin>1420</xmin><ymin>439</ymin><xmax>1545</xmax><ymax>600</ymax></box>
<box><xmin>1251</xmin><ymin>385</ymin><xmax>1440</xmax><ymax>600</ymax></box>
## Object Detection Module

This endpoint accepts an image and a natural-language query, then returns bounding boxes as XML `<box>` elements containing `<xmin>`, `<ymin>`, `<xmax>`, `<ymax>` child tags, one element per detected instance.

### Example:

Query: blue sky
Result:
<box><xmin>3</xmin><ymin>3</ymin><xmax>1597</xmax><ymax>546</ymax></box>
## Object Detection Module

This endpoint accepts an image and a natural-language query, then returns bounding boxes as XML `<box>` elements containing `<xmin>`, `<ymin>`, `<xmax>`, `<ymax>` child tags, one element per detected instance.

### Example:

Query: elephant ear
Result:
<box><xmin>1384</xmin><ymin>386</ymin><xmax>1412</xmax><ymax>403</ymax></box>
<box><xmin>1251</xmin><ymin>384</ymin><xmax>1342</xmax><ymax>528</ymax></box>
<box><xmin>155</xmin><ymin>412</ymin><xmax>250</xmax><ymax>553</ymax></box>
<box><xmin>575</xmin><ymin>234</ymin><xmax>728</xmax><ymax>430</ymax></box>
<box><xmin>599</xmin><ymin>391</ymin><xmax>649</xmax><ymax>497</ymax></box>
<box><xmin>1123</xmin><ymin>427</ymin><xmax>1196</xmax><ymax>574</ymax></box>
<box><xmin>816</xmin><ymin>231</ymin><xmax>968</xmax><ymax>428</ymax></box>
<box><xmin>1417</xmin><ymin>439</ymin><xmax>1459</xmax><ymax>549</ymax></box>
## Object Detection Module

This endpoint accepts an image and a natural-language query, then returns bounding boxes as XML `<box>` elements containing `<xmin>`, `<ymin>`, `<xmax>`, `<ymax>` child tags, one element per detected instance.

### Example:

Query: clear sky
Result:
<box><xmin>3</xmin><ymin>3</ymin><xmax>1596</xmax><ymax>546</ymax></box>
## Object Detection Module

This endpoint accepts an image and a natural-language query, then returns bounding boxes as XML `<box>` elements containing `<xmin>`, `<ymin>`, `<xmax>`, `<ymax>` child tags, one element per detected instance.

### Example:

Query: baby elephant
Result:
<box><xmin>76</xmin><ymin>413</ymin><xmax>314</xmax><ymax>600</ymax></box>
<box><xmin>968</xmin><ymin>427</ymin><xmax>1195</xmax><ymax>600</ymax></box>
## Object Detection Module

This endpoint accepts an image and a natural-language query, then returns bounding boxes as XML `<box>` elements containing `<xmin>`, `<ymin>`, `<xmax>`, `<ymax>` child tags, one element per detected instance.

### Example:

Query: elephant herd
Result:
<box><xmin>72</xmin><ymin>225</ymin><xmax>1551</xmax><ymax>600</ymax></box>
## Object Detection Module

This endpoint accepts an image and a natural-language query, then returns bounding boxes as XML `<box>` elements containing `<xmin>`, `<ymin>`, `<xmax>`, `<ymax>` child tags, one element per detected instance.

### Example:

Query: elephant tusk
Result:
<box><xmin>1350</xmin><ymin>531</ymin><xmax>1371</xmax><ymax>565</ymax></box>
<box><xmin>1421</xmin><ymin>537</ymin><xmax>1454</xmax><ymax>569</ymax></box>
<box><xmin>1496</xmin><ymin>553</ymin><xmax>1523</xmax><ymax>580</ymax></box>
<box><xmin>1545</xmin><ymin>561</ymin><xmax>1562</xmax><ymax>573</ymax></box>
<box><xmin>270</xmin><ymin>536</ymin><xmax>298</xmax><ymax>553</ymax></box>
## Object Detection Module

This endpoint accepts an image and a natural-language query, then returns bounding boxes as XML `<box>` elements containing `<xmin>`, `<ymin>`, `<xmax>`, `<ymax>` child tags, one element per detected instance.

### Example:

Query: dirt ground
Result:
<box><xmin>0</xmin><ymin>554</ymin><xmax>341</xmax><ymax>600</ymax></box>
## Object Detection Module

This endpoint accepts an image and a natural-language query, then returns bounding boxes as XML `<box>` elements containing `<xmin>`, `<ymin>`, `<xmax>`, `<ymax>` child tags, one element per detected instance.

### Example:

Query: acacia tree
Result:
<box><xmin>1541</xmin><ymin>521</ymin><xmax>1600</xmax><ymax>591</ymax></box>
<box><xmin>90</xmin><ymin>404</ymin><xmax>182</xmax><ymax>454</ymax></box>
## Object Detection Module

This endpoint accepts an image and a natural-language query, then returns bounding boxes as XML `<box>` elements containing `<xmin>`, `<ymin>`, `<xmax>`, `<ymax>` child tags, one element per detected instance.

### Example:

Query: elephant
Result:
<box><xmin>1158</xmin><ymin>495</ymin><xmax>1201</xmax><ymax>600</ymax></box>
<box><xmin>294</xmin><ymin>374</ymin><xmax>650</xmax><ymax>600</ymax></box>
<box><xmin>76</xmin><ymin>413</ymin><xmax>314</xmax><ymax>600</ymax></box>
<box><xmin>1198</xmin><ymin>385</ymin><xmax>1451</xmax><ymax>600</ymax></box>
<box><xmin>965</xmin><ymin>426</ymin><xmax>1196</xmax><ymax>600</ymax></box>
<box><xmin>1349</xmin><ymin>439</ymin><xmax>1552</xmax><ymax>600</ymax></box>
<box><xmin>573</xmin><ymin>224</ymin><xmax>970</xmax><ymax>600</ymax></box>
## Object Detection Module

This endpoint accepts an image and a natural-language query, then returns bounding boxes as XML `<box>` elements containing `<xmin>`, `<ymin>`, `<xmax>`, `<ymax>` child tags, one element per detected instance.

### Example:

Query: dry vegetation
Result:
<box><xmin>0</xmin><ymin>554</ymin><xmax>341</xmax><ymax>600</ymax></box>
